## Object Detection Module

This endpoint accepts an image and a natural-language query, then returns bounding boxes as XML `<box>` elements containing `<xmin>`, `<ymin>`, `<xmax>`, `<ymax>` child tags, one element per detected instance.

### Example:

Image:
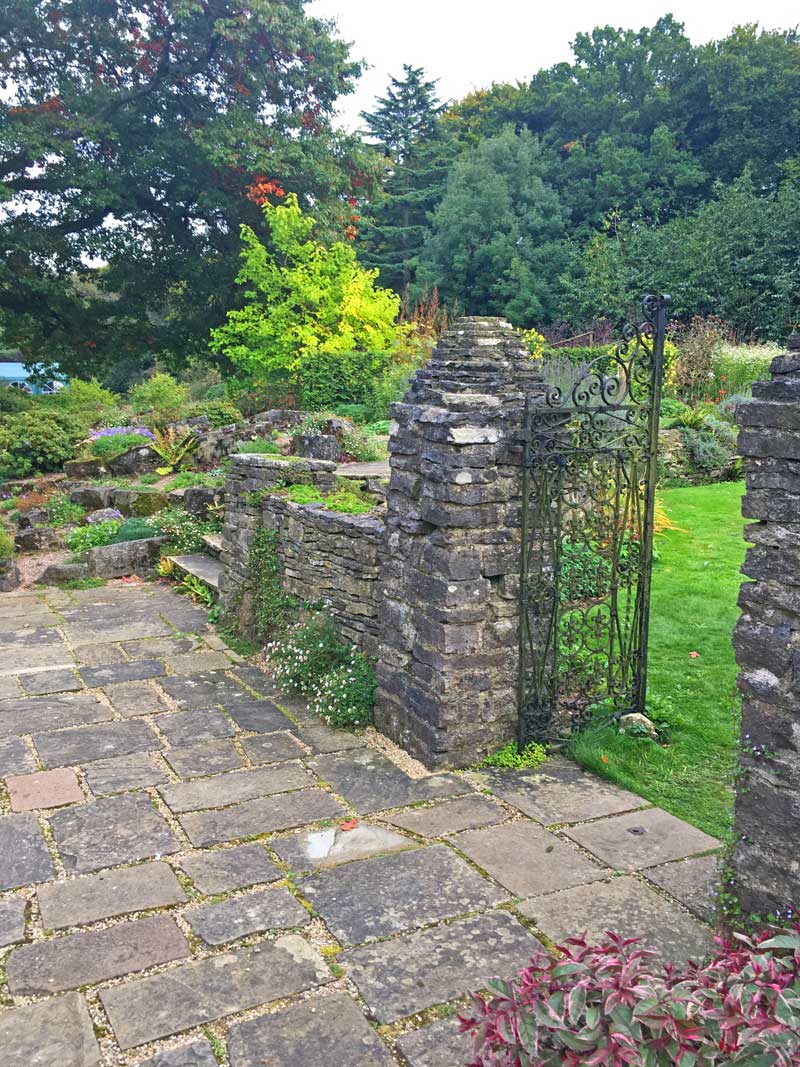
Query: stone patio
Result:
<box><xmin>0</xmin><ymin>582</ymin><xmax>721</xmax><ymax>1066</ymax></box>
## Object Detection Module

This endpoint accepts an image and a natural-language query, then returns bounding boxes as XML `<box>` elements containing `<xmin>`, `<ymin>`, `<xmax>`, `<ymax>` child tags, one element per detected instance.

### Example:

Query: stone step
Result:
<box><xmin>168</xmin><ymin>553</ymin><xmax>221</xmax><ymax>596</ymax></box>
<box><xmin>201</xmin><ymin>533</ymin><xmax>224</xmax><ymax>559</ymax></box>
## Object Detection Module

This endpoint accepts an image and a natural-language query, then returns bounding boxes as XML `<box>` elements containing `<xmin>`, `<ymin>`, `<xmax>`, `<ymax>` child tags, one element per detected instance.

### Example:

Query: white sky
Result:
<box><xmin>309</xmin><ymin>1</ymin><xmax>800</xmax><ymax>130</ymax></box>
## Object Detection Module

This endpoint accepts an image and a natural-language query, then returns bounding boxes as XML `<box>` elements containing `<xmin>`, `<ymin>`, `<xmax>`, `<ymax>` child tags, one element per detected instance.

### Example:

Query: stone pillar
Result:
<box><xmin>731</xmin><ymin>338</ymin><xmax>800</xmax><ymax>917</ymax></box>
<box><xmin>375</xmin><ymin>317</ymin><xmax>543</xmax><ymax>769</ymax></box>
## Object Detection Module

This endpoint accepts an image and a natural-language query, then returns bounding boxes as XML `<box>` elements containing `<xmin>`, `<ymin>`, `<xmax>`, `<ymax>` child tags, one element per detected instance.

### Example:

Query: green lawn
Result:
<box><xmin>569</xmin><ymin>481</ymin><xmax>746</xmax><ymax>841</ymax></box>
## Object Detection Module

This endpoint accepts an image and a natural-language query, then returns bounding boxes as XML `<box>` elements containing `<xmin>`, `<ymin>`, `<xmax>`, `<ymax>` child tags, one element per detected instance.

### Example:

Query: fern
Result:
<box><xmin>151</xmin><ymin>426</ymin><xmax>198</xmax><ymax>474</ymax></box>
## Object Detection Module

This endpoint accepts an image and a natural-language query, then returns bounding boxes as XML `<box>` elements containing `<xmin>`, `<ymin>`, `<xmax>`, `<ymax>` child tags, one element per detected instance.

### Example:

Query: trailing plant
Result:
<box><xmin>247</xmin><ymin>528</ymin><xmax>298</xmax><ymax>640</ymax></box>
<box><xmin>461</xmin><ymin>920</ymin><xmax>800</xmax><ymax>1067</ymax></box>
<box><xmin>150</xmin><ymin>425</ymin><xmax>198</xmax><ymax>474</ymax></box>
<box><xmin>65</xmin><ymin>519</ymin><xmax>121</xmax><ymax>551</ymax></box>
<box><xmin>480</xmin><ymin>740</ymin><xmax>548</xmax><ymax>770</ymax></box>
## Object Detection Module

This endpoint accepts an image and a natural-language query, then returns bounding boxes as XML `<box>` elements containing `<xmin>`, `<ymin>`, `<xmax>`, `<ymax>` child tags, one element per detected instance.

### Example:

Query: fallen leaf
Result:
<box><xmin>341</xmin><ymin>819</ymin><xmax>359</xmax><ymax>832</ymax></box>
<box><xmin>689</xmin><ymin>651</ymin><xmax>700</xmax><ymax>659</ymax></box>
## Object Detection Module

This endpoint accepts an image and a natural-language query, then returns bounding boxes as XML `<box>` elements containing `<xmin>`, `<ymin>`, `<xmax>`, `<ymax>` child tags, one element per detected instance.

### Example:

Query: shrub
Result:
<box><xmin>341</xmin><ymin>427</ymin><xmax>387</xmax><ymax>463</ymax></box>
<box><xmin>129</xmin><ymin>372</ymin><xmax>188</xmax><ymax>424</ymax></box>
<box><xmin>53</xmin><ymin>378</ymin><xmax>118</xmax><ymax>423</ymax></box>
<box><xmin>364</xmin><ymin>419</ymin><xmax>391</xmax><ymax>436</ymax></box>
<box><xmin>669</xmin><ymin>315</ymin><xmax>732</xmax><ymax>403</ymax></box>
<box><xmin>682</xmin><ymin>428</ymin><xmax>735</xmax><ymax>475</ymax></box>
<box><xmin>308</xmin><ymin>649</ymin><xmax>375</xmax><ymax>729</ymax></box>
<box><xmin>0</xmin><ymin>410</ymin><xmax>84</xmax><ymax>477</ymax></box>
<box><xmin>0</xmin><ymin>526</ymin><xmax>12</xmax><ymax>561</ymax></box>
<box><xmin>717</xmin><ymin>393</ymin><xmax>751</xmax><ymax>422</ymax></box>
<box><xmin>462</xmin><ymin>921</ymin><xmax>800</xmax><ymax>1067</ymax></box>
<box><xmin>236</xmin><ymin>436</ymin><xmax>282</xmax><ymax>455</ymax></box>
<box><xmin>109</xmin><ymin>517</ymin><xmax>161</xmax><ymax>544</ymax></box>
<box><xmin>189</xmin><ymin>399</ymin><xmax>242</xmax><ymax>427</ymax></box>
<box><xmin>166</xmin><ymin>470</ymin><xmax>224</xmax><ymax>490</ymax></box>
<box><xmin>332</xmin><ymin>402</ymin><xmax>368</xmax><ymax>423</ymax></box>
<box><xmin>65</xmin><ymin>520</ymin><xmax>121</xmax><ymax>551</ymax></box>
<box><xmin>45</xmin><ymin>494</ymin><xmax>86</xmax><ymax>527</ymax></box>
<box><xmin>87</xmin><ymin>431</ymin><xmax>154</xmax><ymax>461</ymax></box>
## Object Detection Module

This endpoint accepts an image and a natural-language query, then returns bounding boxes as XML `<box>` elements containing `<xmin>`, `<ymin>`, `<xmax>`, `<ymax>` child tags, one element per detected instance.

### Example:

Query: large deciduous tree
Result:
<box><xmin>0</xmin><ymin>0</ymin><xmax>374</xmax><ymax>376</ymax></box>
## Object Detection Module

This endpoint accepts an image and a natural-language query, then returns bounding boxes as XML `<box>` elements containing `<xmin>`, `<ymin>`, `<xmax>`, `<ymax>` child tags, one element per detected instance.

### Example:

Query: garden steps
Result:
<box><xmin>168</xmin><ymin>552</ymin><xmax>221</xmax><ymax>596</ymax></box>
<box><xmin>201</xmin><ymin>533</ymin><xmax>223</xmax><ymax>559</ymax></box>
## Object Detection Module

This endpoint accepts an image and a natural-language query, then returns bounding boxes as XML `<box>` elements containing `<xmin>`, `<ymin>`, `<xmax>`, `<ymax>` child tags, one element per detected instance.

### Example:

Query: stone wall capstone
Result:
<box><xmin>374</xmin><ymin>317</ymin><xmax>544</xmax><ymax>769</ymax></box>
<box><xmin>731</xmin><ymin>339</ymin><xmax>800</xmax><ymax>917</ymax></box>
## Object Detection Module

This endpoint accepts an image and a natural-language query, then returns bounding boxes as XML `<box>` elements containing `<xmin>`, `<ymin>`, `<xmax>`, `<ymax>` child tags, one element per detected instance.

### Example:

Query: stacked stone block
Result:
<box><xmin>732</xmin><ymin>340</ymin><xmax>800</xmax><ymax>916</ymax></box>
<box><xmin>374</xmin><ymin>317</ymin><xmax>544</xmax><ymax>769</ymax></box>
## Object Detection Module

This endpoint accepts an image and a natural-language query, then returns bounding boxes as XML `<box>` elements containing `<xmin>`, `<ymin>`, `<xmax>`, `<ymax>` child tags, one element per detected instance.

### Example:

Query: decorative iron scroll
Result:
<box><xmin>518</xmin><ymin>294</ymin><xmax>670</xmax><ymax>746</ymax></box>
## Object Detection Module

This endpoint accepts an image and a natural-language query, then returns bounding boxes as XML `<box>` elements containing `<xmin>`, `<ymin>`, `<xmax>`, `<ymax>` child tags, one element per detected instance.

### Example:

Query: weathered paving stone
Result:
<box><xmin>0</xmin><ymin>694</ymin><xmax>112</xmax><ymax>738</ymax></box>
<box><xmin>645</xmin><ymin>854</ymin><xmax>721</xmax><ymax>923</ymax></box>
<box><xmin>0</xmin><ymin>736</ymin><xmax>37</xmax><ymax>776</ymax></box>
<box><xmin>18</xmin><ymin>669</ymin><xmax>83</xmax><ymax>695</ymax></box>
<box><xmin>518</xmin><ymin>876</ymin><xmax>714</xmax><ymax>963</ymax></box>
<box><xmin>241</xmin><ymin>731</ymin><xmax>306</xmax><ymax>765</ymax></box>
<box><xmin>0</xmin><ymin>675</ymin><xmax>20</xmax><ymax>700</ymax></box>
<box><xmin>160</xmin><ymin>763</ymin><xmax>311</xmax><ymax>813</ymax></box>
<box><xmin>0</xmin><ymin>896</ymin><xmax>26</xmax><ymax>948</ymax></box>
<box><xmin>0</xmin><ymin>991</ymin><xmax>101</xmax><ymax>1067</ymax></box>
<box><xmin>227</xmin><ymin>991</ymin><xmax>394</xmax><ymax>1067</ymax></box>
<box><xmin>453</xmin><ymin>821</ymin><xmax>607</xmax><ymax>897</ymax></box>
<box><xmin>479</xmin><ymin>758</ymin><xmax>646</xmax><ymax>825</ymax></box>
<box><xmin>38</xmin><ymin>861</ymin><xmax>187</xmax><ymax>929</ymax></box>
<box><xmin>274</xmin><ymin>822</ymin><xmax>413</xmax><ymax>871</ymax></box>
<box><xmin>308</xmin><ymin>749</ymin><xmax>470</xmax><ymax>814</ymax></box>
<box><xmin>564</xmin><ymin>808</ymin><xmax>720</xmax><ymax>871</ymax></box>
<box><xmin>179</xmin><ymin>843</ymin><xmax>280</xmax><ymax>893</ymax></box>
<box><xmin>7</xmin><ymin>767</ymin><xmax>84</xmax><ymax>811</ymax></box>
<box><xmin>295</xmin><ymin>720</ymin><xmax>365</xmax><ymax>753</ymax></box>
<box><xmin>6</xmin><ymin>914</ymin><xmax>190</xmax><ymax>995</ymax></box>
<box><xmin>395</xmin><ymin>1015</ymin><xmax>473</xmax><ymax>1067</ymax></box>
<box><xmin>229</xmin><ymin>666</ymin><xmax>282</xmax><ymax>697</ymax></box>
<box><xmin>154</xmin><ymin>707</ymin><xmax>235</xmax><ymax>747</ymax></box>
<box><xmin>181</xmin><ymin>789</ymin><xmax>346</xmax><ymax>846</ymax></box>
<box><xmin>138</xmin><ymin>1040</ymin><xmax>218</xmax><ymax>1067</ymax></box>
<box><xmin>60</xmin><ymin>597</ymin><xmax>174</xmax><ymax>643</ymax></box>
<box><xmin>387</xmin><ymin>795</ymin><xmax>508</xmax><ymax>838</ymax></box>
<box><xmin>165</xmin><ymin>650</ymin><xmax>232</xmax><ymax>675</ymax></box>
<box><xmin>121</xmin><ymin>636</ymin><xmax>200</xmax><ymax>660</ymax></box>
<box><xmin>80</xmin><ymin>659</ymin><xmax>165</xmax><ymax>687</ymax></box>
<box><xmin>159</xmin><ymin>671</ymin><xmax>247</xmax><ymax>708</ymax></box>
<box><xmin>103</xmin><ymin>679</ymin><xmax>169</xmax><ymax>717</ymax></box>
<box><xmin>34</xmin><ymin>719</ymin><xmax>160</xmax><ymax>768</ymax></box>
<box><xmin>50</xmin><ymin>793</ymin><xmax>180</xmax><ymax>872</ymax></box>
<box><xmin>165</xmin><ymin>738</ymin><xmax>244</xmax><ymax>778</ymax></box>
<box><xmin>99</xmin><ymin>935</ymin><xmax>332</xmax><ymax>1049</ymax></box>
<box><xmin>343</xmin><ymin>910</ymin><xmax>541</xmax><ymax>1023</ymax></box>
<box><xmin>185</xmin><ymin>886</ymin><xmax>309</xmax><ymax>945</ymax></box>
<box><xmin>83</xmin><ymin>752</ymin><xmax>168</xmax><ymax>795</ymax></box>
<box><xmin>302</xmin><ymin>843</ymin><xmax>508</xmax><ymax>944</ymax></box>
<box><xmin>73</xmin><ymin>642</ymin><xmax>127</xmax><ymax>666</ymax></box>
<box><xmin>0</xmin><ymin>812</ymin><xmax>54</xmax><ymax>888</ymax></box>
<box><xmin>223</xmin><ymin>698</ymin><xmax>294</xmax><ymax>733</ymax></box>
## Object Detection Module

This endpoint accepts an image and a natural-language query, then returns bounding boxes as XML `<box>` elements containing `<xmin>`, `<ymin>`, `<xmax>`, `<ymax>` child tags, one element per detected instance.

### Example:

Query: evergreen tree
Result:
<box><xmin>358</xmin><ymin>65</ymin><xmax>452</xmax><ymax>297</ymax></box>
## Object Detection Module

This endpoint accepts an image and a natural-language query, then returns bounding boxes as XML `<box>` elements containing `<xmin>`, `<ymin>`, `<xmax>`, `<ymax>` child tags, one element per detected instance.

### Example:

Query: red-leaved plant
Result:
<box><xmin>460</xmin><ymin>922</ymin><xmax>800</xmax><ymax>1066</ymax></box>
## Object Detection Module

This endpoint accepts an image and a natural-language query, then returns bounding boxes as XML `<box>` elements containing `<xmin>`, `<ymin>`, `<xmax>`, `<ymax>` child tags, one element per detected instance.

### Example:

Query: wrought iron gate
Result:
<box><xmin>518</xmin><ymin>294</ymin><xmax>669</xmax><ymax>746</ymax></box>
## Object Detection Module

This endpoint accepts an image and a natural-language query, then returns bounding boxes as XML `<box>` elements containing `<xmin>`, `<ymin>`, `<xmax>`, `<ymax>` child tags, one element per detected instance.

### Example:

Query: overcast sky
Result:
<box><xmin>308</xmin><ymin>1</ymin><xmax>799</xmax><ymax>130</ymax></box>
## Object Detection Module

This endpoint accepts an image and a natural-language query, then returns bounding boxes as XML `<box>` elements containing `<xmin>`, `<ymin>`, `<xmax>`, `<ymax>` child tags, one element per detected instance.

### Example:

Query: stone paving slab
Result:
<box><xmin>227</xmin><ymin>991</ymin><xmax>395</xmax><ymax>1067</ymax></box>
<box><xmin>38</xmin><ymin>861</ymin><xmax>187</xmax><ymax>929</ymax></box>
<box><xmin>395</xmin><ymin>1015</ymin><xmax>473</xmax><ymax>1067</ymax></box>
<box><xmin>178</xmin><ymin>843</ymin><xmax>279</xmax><ymax>894</ymax></box>
<box><xmin>165</xmin><ymin>650</ymin><xmax>232</xmax><ymax>675</ymax></box>
<box><xmin>33</xmin><ymin>719</ymin><xmax>161</xmax><ymax>768</ymax></box>
<box><xmin>453</xmin><ymin>821</ymin><xmax>608</xmax><ymax>897</ymax></box>
<box><xmin>6</xmin><ymin>914</ymin><xmax>190</xmax><ymax>995</ymax></box>
<box><xmin>158</xmin><ymin>672</ymin><xmax>248</xmax><ymax>708</ymax></box>
<box><xmin>387</xmin><ymin>794</ymin><xmax>509</xmax><ymax>837</ymax></box>
<box><xmin>82</xmin><ymin>752</ymin><xmax>169</xmax><ymax>795</ymax></box>
<box><xmin>302</xmin><ymin>843</ymin><xmax>508</xmax><ymax>945</ymax></box>
<box><xmin>223</xmin><ymin>697</ymin><xmax>295</xmax><ymax>734</ymax></box>
<box><xmin>308</xmin><ymin>749</ymin><xmax>470</xmax><ymax>814</ymax></box>
<box><xmin>60</xmin><ymin>600</ymin><xmax>175</xmax><ymax>644</ymax></box>
<box><xmin>80</xmin><ymin>659</ymin><xmax>165</xmax><ymax>687</ymax></box>
<box><xmin>0</xmin><ymin>895</ymin><xmax>27</xmax><ymax>947</ymax></box>
<box><xmin>295</xmin><ymin>720</ymin><xmax>366</xmax><ymax>753</ymax></box>
<box><xmin>73</xmin><ymin>642</ymin><xmax>127</xmax><ymax>666</ymax></box>
<box><xmin>0</xmin><ymin>675</ymin><xmax>21</xmax><ymax>700</ymax></box>
<box><xmin>139</xmin><ymin>1041</ymin><xmax>218</xmax><ymax>1067</ymax></box>
<box><xmin>7</xmin><ymin>767</ymin><xmax>84</xmax><ymax>811</ymax></box>
<box><xmin>0</xmin><ymin>694</ymin><xmax>112</xmax><ymax>738</ymax></box>
<box><xmin>100</xmin><ymin>936</ymin><xmax>332</xmax><ymax>1049</ymax></box>
<box><xmin>50</xmin><ymin>793</ymin><xmax>180</xmax><ymax>872</ymax></box>
<box><xmin>274</xmin><ymin>822</ymin><xmax>412</xmax><ymax>871</ymax></box>
<box><xmin>18</xmin><ymin>669</ymin><xmax>84</xmax><ymax>695</ymax></box>
<box><xmin>564</xmin><ymin>808</ymin><xmax>720</xmax><ymax>871</ymax></box>
<box><xmin>121</xmin><ymin>636</ymin><xmax>201</xmax><ymax>660</ymax></box>
<box><xmin>0</xmin><ymin>991</ymin><xmax>101</xmax><ymax>1067</ymax></box>
<box><xmin>241</xmin><ymin>730</ymin><xmax>306</xmax><ymax>765</ymax></box>
<box><xmin>342</xmin><ymin>910</ymin><xmax>541</xmax><ymax>1023</ymax></box>
<box><xmin>0</xmin><ymin>736</ymin><xmax>37</xmax><ymax>776</ymax></box>
<box><xmin>154</xmin><ymin>707</ymin><xmax>236</xmax><ymax>746</ymax></box>
<box><xmin>518</xmin><ymin>876</ymin><xmax>714</xmax><ymax>963</ymax></box>
<box><xmin>228</xmin><ymin>665</ymin><xmax>284</xmax><ymax>697</ymax></box>
<box><xmin>164</xmin><ymin>738</ymin><xmax>244</xmax><ymax>778</ymax></box>
<box><xmin>0</xmin><ymin>812</ymin><xmax>54</xmax><ymax>888</ymax></box>
<box><xmin>478</xmin><ymin>758</ymin><xmax>646</xmax><ymax>825</ymax></box>
<box><xmin>644</xmin><ymin>854</ymin><xmax>721</xmax><ymax>923</ymax></box>
<box><xmin>160</xmin><ymin>763</ymin><xmax>311</xmax><ymax>813</ymax></box>
<box><xmin>185</xmin><ymin>885</ymin><xmax>309</xmax><ymax>945</ymax></box>
<box><xmin>103</xmin><ymin>679</ymin><xmax>169</xmax><ymax>717</ymax></box>
<box><xmin>180</xmin><ymin>788</ymin><xmax>346</xmax><ymax>846</ymax></box>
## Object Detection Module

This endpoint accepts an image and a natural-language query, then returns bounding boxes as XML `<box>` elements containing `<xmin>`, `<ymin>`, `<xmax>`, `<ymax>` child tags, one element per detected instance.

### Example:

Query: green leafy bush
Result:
<box><xmin>150</xmin><ymin>425</ymin><xmax>198</xmax><ymax>473</ymax></box>
<box><xmin>363</xmin><ymin>419</ymin><xmax>391</xmax><ymax>436</ymax></box>
<box><xmin>129</xmin><ymin>372</ymin><xmax>188</xmax><ymax>424</ymax></box>
<box><xmin>0</xmin><ymin>410</ymin><xmax>83</xmax><ymax>477</ymax></box>
<box><xmin>308</xmin><ymin>650</ymin><xmax>375</xmax><ymax>729</ymax></box>
<box><xmin>189</xmin><ymin>399</ymin><xmax>242</xmax><ymax>427</ymax></box>
<box><xmin>44</xmin><ymin>494</ymin><xmax>86</xmax><ymax>527</ymax></box>
<box><xmin>53</xmin><ymin>379</ymin><xmax>118</xmax><ymax>424</ymax></box>
<box><xmin>711</xmin><ymin>342</ymin><xmax>776</xmax><ymax>396</ymax></box>
<box><xmin>236</xmin><ymin>436</ymin><xmax>282</xmax><ymax>454</ymax></box>
<box><xmin>332</xmin><ymin>402</ymin><xmax>368</xmax><ymax>423</ymax></box>
<box><xmin>87</xmin><ymin>432</ymin><xmax>153</xmax><ymax>461</ymax></box>
<box><xmin>668</xmin><ymin>404</ymin><xmax>712</xmax><ymax>429</ymax></box>
<box><xmin>65</xmin><ymin>520</ymin><xmax>121</xmax><ymax>551</ymax></box>
<box><xmin>341</xmin><ymin>427</ymin><xmax>386</xmax><ymax>462</ymax></box>
<box><xmin>682</xmin><ymin>427</ymin><xmax>735</xmax><ymax>475</ymax></box>
<box><xmin>109</xmin><ymin>517</ymin><xmax>161</xmax><ymax>543</ymax></box>
<box><xmin>481</xmin><ymin>740</ymin><xmax>548</xmax><ymax>769</ymax></box>
<box><xmin>0</xmin><ymin>526</ymin><xmax>13</xmax><ymax>561</ymax></box>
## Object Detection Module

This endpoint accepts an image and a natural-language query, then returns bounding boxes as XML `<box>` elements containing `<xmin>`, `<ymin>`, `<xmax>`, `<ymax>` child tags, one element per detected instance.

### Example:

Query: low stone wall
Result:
<box><xmin>731</xmin><ymin>342</ymin><xmax>800</xmax><ymax>916</ymax></box>
<box><xmin>219</xmin><ymin>455</ymin><xmax>385</xmax><ymax>655</ymax></box>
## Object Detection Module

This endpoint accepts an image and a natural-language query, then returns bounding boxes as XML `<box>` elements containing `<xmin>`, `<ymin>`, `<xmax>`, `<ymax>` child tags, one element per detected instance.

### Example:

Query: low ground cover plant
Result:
<box><xmin>65</xmin><ymin>518</ymin><xmax>121</xmax><ymax>551</ymax></box>
<box><xmin>44</xmin><ymin>493</ymin><xmax>86</xmax><ymax>527</ymax></box>
<box><xmin>236</xmin><ymin>436</ymin><xmax>282</xmax><ymax>455</ymax></box>
<box><xmin>86</xmin><ymin>429</ymin><xmax>154</xmax><ymax>462</ymax></box>
<box><xmin>481</xmin><ymin>740</ymin><xmax>548</xmax><ymax>770</ymax></box>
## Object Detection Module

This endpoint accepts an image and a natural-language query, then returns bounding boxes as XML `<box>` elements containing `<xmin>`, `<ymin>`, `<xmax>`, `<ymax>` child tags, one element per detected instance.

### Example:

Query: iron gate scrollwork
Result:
<box><xmin>518</xmin><ymin>294</ymin><xmax>670</xmax><ymax>746</ymax></box>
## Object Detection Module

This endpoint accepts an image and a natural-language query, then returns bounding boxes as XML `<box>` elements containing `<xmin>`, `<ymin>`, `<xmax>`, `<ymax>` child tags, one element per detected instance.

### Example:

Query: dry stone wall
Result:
<box><xmin>732</xmin><ymin>340</ymin><xmax>800</xmax><ymax>917</ymax></box>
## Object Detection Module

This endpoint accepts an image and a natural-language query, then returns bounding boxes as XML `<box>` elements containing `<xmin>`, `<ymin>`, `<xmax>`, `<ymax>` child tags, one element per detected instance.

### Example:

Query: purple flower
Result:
<box><xmin>87</xmin><ymin>508</ymin><xmax>123</xmax><ymax>524</ymax></box>
<box><xmin>89</xmin><ymin>426</ymin><xmax>155</xmax><ymax>440</ymax></box>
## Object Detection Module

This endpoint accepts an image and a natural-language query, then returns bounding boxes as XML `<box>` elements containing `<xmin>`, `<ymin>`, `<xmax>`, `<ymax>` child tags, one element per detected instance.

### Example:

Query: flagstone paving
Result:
<box><xmin>0</xmin><ymin>581</ymin><xmax>723</xmax><ymax>1066</ymax></box>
